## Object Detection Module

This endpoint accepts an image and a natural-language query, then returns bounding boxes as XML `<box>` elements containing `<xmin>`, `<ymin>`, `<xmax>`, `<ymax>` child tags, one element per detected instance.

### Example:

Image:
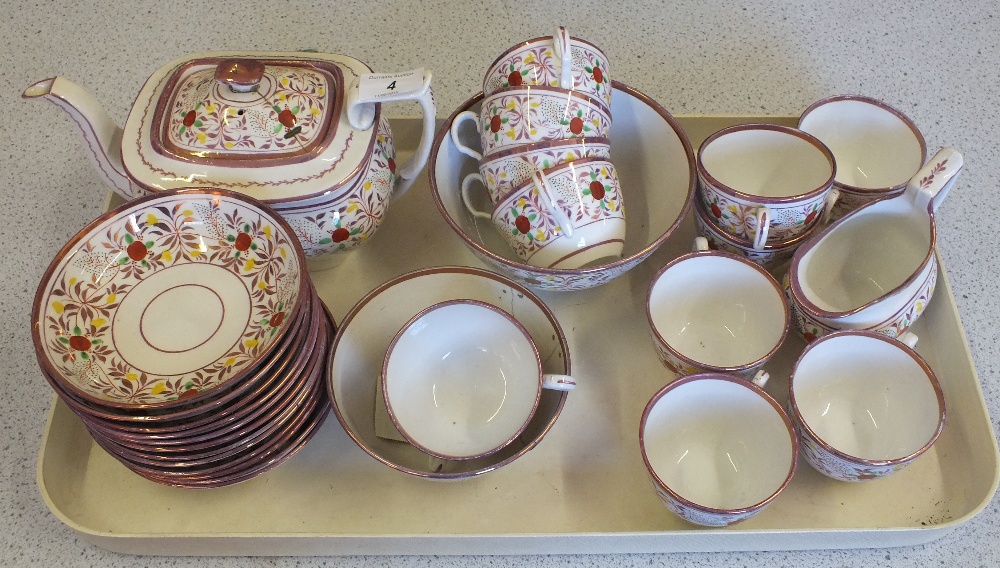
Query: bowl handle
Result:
<box><xmin>345</xmin><ymin>68</ymin><xmax>436</xmax><ymax>198</ymax></box>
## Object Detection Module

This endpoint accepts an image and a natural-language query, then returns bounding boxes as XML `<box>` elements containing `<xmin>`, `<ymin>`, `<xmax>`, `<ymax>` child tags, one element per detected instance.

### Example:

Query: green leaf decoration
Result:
<box><xmin>272</xmin><ymin>105</ymin><xmax>282</xmax><ymax>113</ymax></box>
<box><xmin>73</xmin><ymin>326</ymin><xmax>81</xmax><ymax>335</ymax></box>
<box><xmin>273</xmin><ymin>125</ymin><xmax>282</xmax><ymax>134</ymax></box>
<box><xmin>319</xmin><ymin>238</ymin><xmax>332</xmax><ymax>245</ymax></box>
<box><xmin>80</xmin><ymin>352</ymin><xmax>89</xmax><ymax>360</ymax></box>
<box><xmin>528</xmin><ymin>213</ymin><xmax>537</xmax><ymax>221</ymax></box>
<box><xmin>350</xmin><ymin>227</ymin><xmax>362</xmax><ymax>235</ymax></box>
<box><xmin>501</xmin><ymin>117</ymin><xmax>509</xmax><ymax>124</ymax></box>
<box><xmin>521</xmin><ymin>69</ymin><xmax>529</xmax><ymax>76</ymax></box>
<box><xmin>124</xmin><ymin>234</ymin><xmax>134</xmax><ymax>244</ymax></box>
<box><xmin>195</xmin><ymin>101</ymin><xmax>203</xmax><ymax>110</ymax></box>
<box><xmin>583</xmin><ymin>188</ymin><xmax>591</xmax><ymax>196</ymax></box>
<box><xmin>227</xmin><ymin>235</ymin><xmax>236</xmax><ymax>242</ymax></box>
<box><xmin>292</xmin><ymin>105</ymin><xmax>300</xmax><ymax>114</ymax></box>
<box><xmin>58</xmin><ymin>337</ymin><xmax>69</xmax><ymax>345</ymax></box>
<box><xmin>119</xmin><ymin>258</ymin><xmax>129</xmax><ymax>265</ymax></box>
<box><xmin>92</xmin><ymin>339</ymin><xmax>103</xmax><ymax>345</ymax></box>
<box><xmin>585</xmin><ymin>66</ymin><xmax>593</xmax><ymax>73</ymax></box>
<box><xmin>144</xmin><ymin>240</ymin><xmax>154</xmax><ymax>247</ymax></box>
<box><xmin>193</xmin><ymin>120</ymin><xmax>203</xmax><ymax>128</ymax></box>
<box><xmin>260</xmin><ymin>318</ymin><xmax>269</xmax><ymax>326</ymax></box>
<box><xmin>250</xmin><ymin>243</ymin><xmax>258</xmax><ymax>250</ymax></box>
<box><xmin>179</xmin><ymin>125</ymin><xmax>186</xmax><ymax>135</ymax></box>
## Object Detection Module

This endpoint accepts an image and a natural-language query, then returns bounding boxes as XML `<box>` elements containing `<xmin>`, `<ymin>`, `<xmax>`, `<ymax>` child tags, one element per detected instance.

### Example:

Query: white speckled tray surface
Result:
<box><xmin>36</xmin><ymin>116</ymin><xmax>999</xmax><ymax>556</ymax></box>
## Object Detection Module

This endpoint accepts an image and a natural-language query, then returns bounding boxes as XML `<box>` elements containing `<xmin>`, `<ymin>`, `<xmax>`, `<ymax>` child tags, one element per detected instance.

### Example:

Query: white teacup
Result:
<box><xmin>640</xmin><ymin>372</ymin><xmax>798</xmax><ymax>526</ymax></box>
<box><xmin>697</xmin><ymin>124</ymin><xmax>837</xmax><ymax>249</ymax></box>
<box><xmin>450</xmin><ymin>86</ymin><xmax>612</xmax><ymax>160</ymax></box>
<box><xmin>382</xmin><ymin>300</ymin><xmax>575</xmax><ymax>460</ymax></box>
<box><xmin>463</xmin><ymin>137</ymin><xmax>611</xmax><ymax>206</ymax></box>
<box><xmin>464</xmin><ymin>157</ymin><xmax>626</xmax><ymax>269</ymax></box>
<box><xmin>482</xmin><ymin>26</ymin><xmax>613</xmax><ymax>111</ymax></box>
<box><xmin>798</xmin><ymin>95</ymin><xmax>927</xmax><ymax>219</ymax></box>
<box><xmin>646</xmin><ymin>238</ymin><xmax>788</xmax><ymax>378</ymax></box>
<box><xmin>788</xmin><ymin>330</ymin><xmax>945</xmax><ymax>481</ymax></box>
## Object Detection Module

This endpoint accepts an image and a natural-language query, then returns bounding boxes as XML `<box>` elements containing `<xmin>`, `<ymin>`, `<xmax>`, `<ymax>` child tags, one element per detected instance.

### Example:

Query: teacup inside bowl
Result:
<box><xmin>383</xmin><ymin>300</ymin><xmax>542</xmax><ymax>461</ymax></box>
<box><xmin>328</xmin><ymin>266</ymin><xmax>570</xmax><ymax>479</ymax></box>
<box><xmin>431</xmin><ymin>81</ymin><xmax>694</xmax><ymax>291</ymax></box>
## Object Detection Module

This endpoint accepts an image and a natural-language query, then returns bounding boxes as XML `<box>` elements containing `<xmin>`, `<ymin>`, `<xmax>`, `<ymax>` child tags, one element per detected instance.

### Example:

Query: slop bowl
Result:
<box><xmin>430</xmin><ymin>81</ymin><xmax>695</xmax><ymax>292</ymax></box>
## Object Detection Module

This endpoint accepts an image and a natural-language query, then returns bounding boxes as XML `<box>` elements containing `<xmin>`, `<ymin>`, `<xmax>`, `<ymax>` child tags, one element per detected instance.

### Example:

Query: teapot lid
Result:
<box><xmin>122</xmin><ymin>52</ymin><xmax>379</xmax><ymax>204</ymax></box>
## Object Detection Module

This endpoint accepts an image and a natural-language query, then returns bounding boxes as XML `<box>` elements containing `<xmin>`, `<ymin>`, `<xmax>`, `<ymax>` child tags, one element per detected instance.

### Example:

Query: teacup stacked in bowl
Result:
<box><xmin>693</xmin><ymin>124</ymin><xmax>839</xmax><ymax>271</ymax></box>
<box><xmin>450</xmin><ymin>27</ymin><xmax>624</xmax><ymax>270</ymax></box>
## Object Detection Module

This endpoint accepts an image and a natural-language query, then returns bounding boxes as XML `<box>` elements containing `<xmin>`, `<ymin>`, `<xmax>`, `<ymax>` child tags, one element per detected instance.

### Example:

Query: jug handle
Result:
<box><xmin>907</xmin><ymin>148</ymin><xmax>964</xmax><ymax>213</ymax></box>
<box><xmin>345</xmin><ymin>68</ymin><xmax>436</xmax><ymax>199</ymax></box>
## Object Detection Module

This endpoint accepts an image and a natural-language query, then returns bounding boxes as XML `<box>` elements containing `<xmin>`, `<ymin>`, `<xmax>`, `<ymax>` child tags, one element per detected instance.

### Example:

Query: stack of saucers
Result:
<box><xmin>450</xmin><ymin>27</ymin><xmax>625</xmax><ymax>270</ymax></box>
<box><xmin>31</xmin><ymin>188</ymin><xmax>331</xmax><ymax>488</ymax></box>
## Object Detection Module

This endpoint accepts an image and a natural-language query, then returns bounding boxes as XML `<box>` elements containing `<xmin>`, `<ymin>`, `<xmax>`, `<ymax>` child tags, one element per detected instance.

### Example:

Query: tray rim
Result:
<box><xmin>34</xmin><ymin>114</ymin><xmax>1000</xmax><ymax>556</ymax></box>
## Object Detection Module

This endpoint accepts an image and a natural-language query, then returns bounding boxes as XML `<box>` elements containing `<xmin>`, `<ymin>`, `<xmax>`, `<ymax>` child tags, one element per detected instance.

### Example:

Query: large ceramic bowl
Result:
<box><xmin>430</xmin><ymin>81</ymin><xmax>695</xmax><ymax>291</ymax></box>
<box><xmin>327</xmin><ymin>266</ymin><xmax>570</xmax><ymax>479</ymax></box>
<box><xmin>32</xmin><ymin>188</ymin><xmax>308</xmax><ymax>410</ymax></box>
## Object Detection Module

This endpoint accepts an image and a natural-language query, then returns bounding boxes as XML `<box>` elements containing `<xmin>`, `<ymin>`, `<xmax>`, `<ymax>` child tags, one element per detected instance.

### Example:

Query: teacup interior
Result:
<box><xmin>384</xmin><ymin>301</ymin><xmax>541</xmax><ymax>459</ymax></box>
<box><xmin>798</xmin><ymin>201</ymin><xmax>931</xmax><ymax>311</ymax></box>
<box><xmin>649</xmin><ymin>255</ymin><xmax>786</xmax><ymax>367</ymax></box>
<box><xmin>799</xmin><ymin>100</ymin><xmax>924</xmax><ymax>190</ymax></box>
<box><xmin>792</xmin><ymin>334</ymin><xmax>942</xmax><ymax>461</ymax></box>
<box><xmin>700</xmin><ymin>129</ymin><xmax>832</xmax><ymax>198</ymax></box>
<box><xmin>643</xmin><ymin>377</ymin><xmax>794</xmax><ymax>510</ymax></box>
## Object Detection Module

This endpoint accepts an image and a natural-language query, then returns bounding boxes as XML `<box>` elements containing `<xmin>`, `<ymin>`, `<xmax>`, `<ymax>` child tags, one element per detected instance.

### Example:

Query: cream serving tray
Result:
<box><xmin>36</xmin><ymin>115</ymin><xmax>999</xmax><ymax>556</ymax></box>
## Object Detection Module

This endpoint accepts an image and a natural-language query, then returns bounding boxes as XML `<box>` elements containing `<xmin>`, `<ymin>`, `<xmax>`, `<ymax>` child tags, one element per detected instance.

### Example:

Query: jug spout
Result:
<box><xmin>23</xmin><ymin>77</ymin><xmax>137</xmax><ymax>199</ymax></box>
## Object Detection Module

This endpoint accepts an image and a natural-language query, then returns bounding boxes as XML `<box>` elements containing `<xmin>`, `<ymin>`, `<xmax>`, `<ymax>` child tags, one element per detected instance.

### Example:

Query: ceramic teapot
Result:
<box><xmin>23</xmin><ymin>51</ymin><xmax>436</xmax><ymax>267</ymax></box>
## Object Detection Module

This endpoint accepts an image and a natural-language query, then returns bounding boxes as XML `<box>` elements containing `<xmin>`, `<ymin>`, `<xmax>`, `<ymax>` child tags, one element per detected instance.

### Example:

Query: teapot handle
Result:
<box><xmin>907</xmin><ymin>147</ymin><xmax>964</xmax><ymax>213</ymax></box>
<box><xmin>345</xmin><ymin>68</ymin><xmax>436</xmax><ymax>198</ymax></box>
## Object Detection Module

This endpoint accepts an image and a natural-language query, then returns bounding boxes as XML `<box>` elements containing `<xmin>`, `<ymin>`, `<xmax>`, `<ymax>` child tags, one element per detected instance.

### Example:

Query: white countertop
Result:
<box><xmin>4</xmin><ymin>0</ymin><xmax>999</xmax><ymax>565</ymax></box>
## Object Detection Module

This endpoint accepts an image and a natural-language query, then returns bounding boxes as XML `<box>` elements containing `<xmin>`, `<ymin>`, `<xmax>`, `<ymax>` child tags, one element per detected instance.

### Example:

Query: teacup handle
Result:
<box><xmin>345</xmin><ymin>68</ymin><xmax>436</xmax><ymax>198</ymax></box>
<box><xmin>821</xmin><ymin>188</ymin><xmax>841</xmax><ymax>224</ymax></box>
<box><xmin>553</xmin><ymin>26</ymin><xmax>573</xmax><ymax>89</ymax></box>
<box><xmin>542</xmin><ymin>374</ymin><xmax>576</xmax><ymax>391</ymax></box>
<box><xmin>751</xmin><ymin>370</ymin><xmax>769</xmax><ymax>389</ymax></box>
<box><xmin>461</xmin><ymin>173</ymin><xmax>493</xmax><ymax>219</ymax></box>
<box><xmin>751</xmin><ymin>207</ymin><xmax>770</xmax><ymax>251</ymax></box>
<box><xmin>450</xmin><ymin>111</ymin><xmax>484</xmax><ymax>161</ymax></box>
<box><xmin>907</xmin><ymin>147</ymin><xmax>964</xmax><ymax>213</ymax></box>
<box><xmin>898</xmin><ymin>331</ymin><xmax>919</xmax><ymax>349</ymax></box>
<box><xmin>532</xmin><ymin>169</ymin><xmax>575</xmax><ymax>238</ymax></box>
<box><xmin>693</xmin><ymin>236</ymin><xmax>710</xmax><ymax>252</ymax></box>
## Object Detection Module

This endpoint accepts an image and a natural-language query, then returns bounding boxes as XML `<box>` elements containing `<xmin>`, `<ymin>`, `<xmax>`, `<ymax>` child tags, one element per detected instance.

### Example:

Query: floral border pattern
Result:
<box><xmin>483</xmin><ymin>44</ymin><xmax>612</xmax><ymax>110</ymax></box>
<box><xmin>479</xmin><ymin>91</ymin><xmax>611</xmax><ymax>157</ymax></box>
<box><xmin>492</xmin><ymin>162</ymin><xmax>624</xmax><ymax>262</ymax></box>
<box><xmin>694</xmin><ymin>206</ymin><xmax>796</xmax><ymax>270</ymax></box>
<box><xmin>698</xmin><ymin>176</ymin><xmax>830</xmax><ymax>243</ymax></box>
<box><xmin>38</xmin><ymin>195</ymin><xmax>301</xmax><ymax>405</ymax></box>
<box><xmin>480</xmin><ymin>142</ymin><xmax>611</xmax><ymax>204</ymax></box>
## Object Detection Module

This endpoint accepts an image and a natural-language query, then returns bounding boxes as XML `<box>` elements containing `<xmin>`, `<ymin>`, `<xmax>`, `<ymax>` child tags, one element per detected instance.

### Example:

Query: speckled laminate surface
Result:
<box><xmin>3</xmin><ymin>0</ymin><xmax>999</xmax><ymax>565</ymax></box>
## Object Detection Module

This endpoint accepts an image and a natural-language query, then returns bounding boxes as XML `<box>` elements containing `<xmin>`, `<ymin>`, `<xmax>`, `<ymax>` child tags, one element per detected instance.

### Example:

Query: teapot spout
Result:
<box><xmin>23</xmin><ymin>77</ymin><xmax>137</xmax><ymax>199</ymax></box>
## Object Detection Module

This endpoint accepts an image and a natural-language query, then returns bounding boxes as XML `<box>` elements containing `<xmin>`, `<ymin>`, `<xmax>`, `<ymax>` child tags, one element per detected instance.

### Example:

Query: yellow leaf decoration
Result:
<box><xmin>106</xmin><ymin>294</ymin><xmax>116</xmax><ymax>304</ymax></box>
<box><xmin>263</xmin><ymin>226</ymin><xmax>272</xmax><ymax>238</ymax></box>
<box><xmin>505</xmin><ymin>131</ymin><xmax>517</xmax><ymax>140</ymax></box>
<box><xmin>244</xmin><ymin>339</ymin><xmax>258</xmax><ymax>350</ymax></box>
<box><xmin>181</xmin><ymin>210</ymin><xmax>193</xmax><ymax>217</ymax></box>
<box><xmin>278</xmin><ymin>92</ymin><xmax>287</xmax><ymax>102</ymax></box>
<box><xmin>726</xmin><ymin>205</ymin><xmax>739</xmax><ymax>214</ymax></box>
<box><xmin>189</xmin><ymin>249</ymin><xmax>201</xmax><ymax>258</ymax></box>
<box><xmin>535</xmin><ymin>230</ymin><xmax>545</xmax><ymax>241</ymax></box>
<box><xmin>161</xmin><ymin>250</ymin><xmax>172</xmax><ymax>262</ymax></box>
<box><xmin>146</xmin><ymin>214</ymin><xmax>157</xmax><ymax>225</ymax></box>
<box><xmin>317</xmin><ymin>88</ymin><xmax>325</xmax><ymax>96</ymax></box>
<box><xmin>69</xmin><ymin>277</ymin><xmax>76</xmax><ymax>286</ymax></box>
<box><xmin>196</xmin><ymin>132</ymin><xmax>207</xmax><ymax>144</ymax></box>
<box><xmin>205</xmin><ymin>103</ymin><xmax>216</xmax><ymax>113</ymax></box>
<box><xmin>525</xmin><ymin>53</ymin><xmax>537</xmax><ymax>63</ymax></box>
<box><xmin>151</xmin><ymin>382</ymin><xmax>167</xmax><ymax>395</ymax></box>
<box><xmin>280</xmin><ymin>77</ymin><xmax>290</xmax><ymax>88</ymax></box>
<box><xmin>258</xmin><ymin>281</ymin><xmax>267</xmax><ymax>290</ymax></box>
<box><xmin>91</xmin><ymin>318</ymin><xmax>107</xmax><ymax>328</ymax></box>
<box><xmin>311</xmin><ymin>107</ymin><xmax>321</xmax><ymax>116</ymax></box>
<box><xmin>244</xmin><ymin>258</ymin><xmax>256</xmax><ymax>272</ymax></box>
<box><xmin>506</xmin><ymin>101</ymin><xmax>516</xmax><ymax>110</ymax></box>
<box><xmin>52</xmin><ymin>301</ymin><xmax>64</xmax><ymax>314</ymax></box>
<box><xmin>224</xmin><ymin>357</ymin><xmax>237</xmax><ymax>367</ymax></box>
<box><xmin>224</xmin><ymin>141</ymin><xmax>235</xmax><ymax>149</ymax></box>
<box><xmin>346</xmin><ymin>202</ymin><xmax>359</xmax><ymax>213</ymax></box>
<box><xmin>125</xmin><ymin>372</ymin><xmax>138</xmax><ymax>382</ymax></box>
<box><xmin>226</xmin><ymin>108</ymin><xmax>237</xmax><ymax>117</ymax></box>
<box><xmin>280</xmin><ymin>247</ymin><xmax>287</xmax><ymax>258</ymax></box>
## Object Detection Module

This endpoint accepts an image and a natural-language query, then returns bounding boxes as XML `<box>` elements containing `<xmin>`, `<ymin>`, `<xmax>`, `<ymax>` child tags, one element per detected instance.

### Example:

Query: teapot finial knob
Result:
<box><xmin>215</xmin><ymin>59</ymin><xmax>265</xmax><ymax>93</ymax></box>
